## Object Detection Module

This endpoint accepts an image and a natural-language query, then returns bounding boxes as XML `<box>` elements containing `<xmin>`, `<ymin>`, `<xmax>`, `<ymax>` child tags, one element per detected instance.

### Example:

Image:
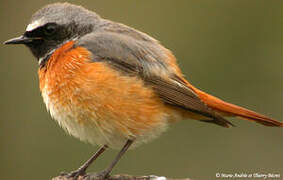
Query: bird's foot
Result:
<box><xmin>59</xmin><ymin>168</ymin><xmax>87</xmax><ymax>180</ymax></box>
<box><xmin>92</xmin><ymin>169</ymin><xmax>110</xmax><ymax>180</ymax></box>
<box><xmin>58</xmin><ymin>169</ymin><xmax>110</xmax><ymax>180</ymax></box>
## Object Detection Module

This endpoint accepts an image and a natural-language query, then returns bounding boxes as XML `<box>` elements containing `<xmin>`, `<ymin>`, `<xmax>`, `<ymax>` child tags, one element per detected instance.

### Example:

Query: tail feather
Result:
<box><xmin>195</xmin><ymin>89</ymin><xmax>283</xmax><ymax>127</ymax></box>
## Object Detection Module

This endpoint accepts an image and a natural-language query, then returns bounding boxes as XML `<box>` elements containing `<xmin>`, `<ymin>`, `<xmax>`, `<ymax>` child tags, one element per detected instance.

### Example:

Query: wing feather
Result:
<box><xmin>76</xmin><ymin>30</ymin><xmax>234</xmax><ymax>127</ymax></box>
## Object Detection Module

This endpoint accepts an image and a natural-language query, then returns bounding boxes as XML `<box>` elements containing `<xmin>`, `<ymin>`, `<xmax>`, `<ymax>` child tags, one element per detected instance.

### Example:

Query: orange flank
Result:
<box><xmin>38</xmin><ymin>41</ymin><xmax>181</xmax><ymax>148</ymax></box>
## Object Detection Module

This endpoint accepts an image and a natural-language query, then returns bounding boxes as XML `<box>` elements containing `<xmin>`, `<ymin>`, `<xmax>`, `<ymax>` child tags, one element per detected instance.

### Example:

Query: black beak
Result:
<box><xmin>3</xmin><ymin>35</ymin><xmax>41</xmax><ymax>45</ymax></box>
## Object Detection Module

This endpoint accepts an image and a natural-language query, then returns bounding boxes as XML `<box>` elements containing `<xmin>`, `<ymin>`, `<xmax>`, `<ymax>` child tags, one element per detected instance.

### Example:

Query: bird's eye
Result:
<box><xmin>43</xmin><ymin>23</ymin><xmax>57</xmax><ymax>36</ymax></box>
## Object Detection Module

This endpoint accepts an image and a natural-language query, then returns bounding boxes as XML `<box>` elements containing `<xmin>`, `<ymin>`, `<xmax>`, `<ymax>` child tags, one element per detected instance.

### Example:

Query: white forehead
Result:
<box><xmin>26</xmin><ymin>19</ymin><xmax>44</xmax><ymax>32</ymax></box>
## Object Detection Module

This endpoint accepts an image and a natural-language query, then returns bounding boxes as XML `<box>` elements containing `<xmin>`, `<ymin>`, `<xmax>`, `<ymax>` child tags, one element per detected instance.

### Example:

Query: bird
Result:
<box><xmin>4</xmin><ymin>2</ymin><xmax>283</xmax><ymax>179</ymax></box>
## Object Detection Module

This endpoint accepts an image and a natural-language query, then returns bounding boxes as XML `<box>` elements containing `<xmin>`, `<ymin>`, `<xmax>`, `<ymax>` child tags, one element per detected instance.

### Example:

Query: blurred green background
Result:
<box><xmin>1</xmin><ymin>0</ymin><xmax>283</xmax><ymax>179</ymax></box>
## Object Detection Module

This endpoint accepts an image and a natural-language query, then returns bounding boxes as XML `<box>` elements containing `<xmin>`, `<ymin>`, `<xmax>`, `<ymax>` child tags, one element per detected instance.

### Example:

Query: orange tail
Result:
<box><xmin>194</xmin><ymin>89</ymin><xmax>283</xmax><ymax>127</ymax></box>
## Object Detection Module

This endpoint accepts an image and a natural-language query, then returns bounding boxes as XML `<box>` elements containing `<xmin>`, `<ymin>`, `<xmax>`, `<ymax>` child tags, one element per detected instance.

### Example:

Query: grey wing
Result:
<box><xmin>76</xmin><ymin>31</ymin><xmax>233</xmax><ymax>127</ymax></box>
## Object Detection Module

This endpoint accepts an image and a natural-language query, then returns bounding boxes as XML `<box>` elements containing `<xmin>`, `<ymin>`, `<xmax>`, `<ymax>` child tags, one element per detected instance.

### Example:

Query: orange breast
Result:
<box><xmin>38</xmin><ymin>41</ymin><xmax>179</xmax><ymax>148</ymax></box>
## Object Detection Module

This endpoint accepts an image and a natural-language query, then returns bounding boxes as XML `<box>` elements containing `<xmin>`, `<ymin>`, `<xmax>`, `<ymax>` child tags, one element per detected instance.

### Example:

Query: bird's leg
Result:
<box><xmin>66</xmin><ymin>145</ymin><xmax>108</xmax><ymax>179</ymax></box>
<box><xmin>95</xmin><ymin>139</ymin><xmax>134</xmax><ymax>179</ymax></box>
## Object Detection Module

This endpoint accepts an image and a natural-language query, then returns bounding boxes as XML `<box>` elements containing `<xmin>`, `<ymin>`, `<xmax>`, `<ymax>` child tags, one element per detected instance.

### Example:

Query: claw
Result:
<box><xmin>65</xmin><ymin>169</ymin><xmax>86</xmax><ymax>180</ymax></box>
<box><xmin>93</xmin><ymin>170</ymin><xmax>110</xmax><ymax>180</ymax></box>
<box><xmin>60</xmin><ymin>171</ymin><xmax>68</xmax><ymax>176</ymax></box>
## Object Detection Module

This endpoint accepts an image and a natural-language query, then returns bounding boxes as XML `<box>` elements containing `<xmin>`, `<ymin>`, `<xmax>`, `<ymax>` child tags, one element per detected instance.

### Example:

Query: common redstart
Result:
<box><xmin>4</xmin><ymin>2</ymin><xmax>283</xmax><ymax>179</ymax></box>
